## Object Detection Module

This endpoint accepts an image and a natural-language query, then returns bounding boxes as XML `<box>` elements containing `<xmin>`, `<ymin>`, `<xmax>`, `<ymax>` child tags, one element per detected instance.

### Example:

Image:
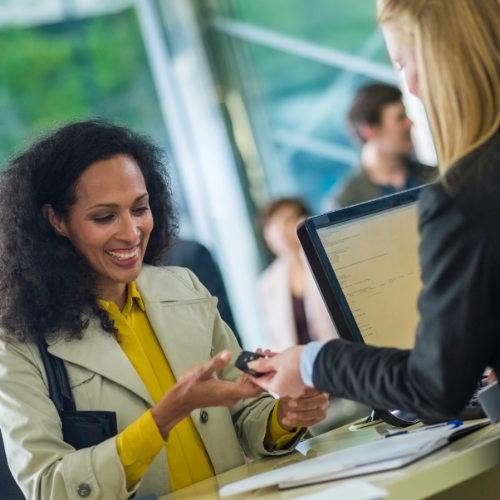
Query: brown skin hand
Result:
<box><xmin>256</xmin><ymin>349</ymin><xmax>329</xmax><ymax>430</ymax></box>
<box><xmin>152</xmin><ymin>350</ymin><xmax>262</xmax><ymax>439</ymax></box>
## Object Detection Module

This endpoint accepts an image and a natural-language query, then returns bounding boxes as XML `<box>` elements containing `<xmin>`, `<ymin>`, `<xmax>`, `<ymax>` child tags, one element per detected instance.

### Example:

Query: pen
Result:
<box><xmin>384</xmin><ymin>420</ymin><xmax>463</xmax><ymax>438</ymax></box>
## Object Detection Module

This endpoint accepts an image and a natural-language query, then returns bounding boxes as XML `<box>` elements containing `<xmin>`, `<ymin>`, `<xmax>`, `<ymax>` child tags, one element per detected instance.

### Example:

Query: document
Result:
<box><xmin>291</xmin><ymin>480</ymin><xmax>388</xmax><ymax>500</ymax></box>
<box><xmin>218</xmin><ymin>422</ymin><xmax>486</xmax><ymax>497</ymax></box>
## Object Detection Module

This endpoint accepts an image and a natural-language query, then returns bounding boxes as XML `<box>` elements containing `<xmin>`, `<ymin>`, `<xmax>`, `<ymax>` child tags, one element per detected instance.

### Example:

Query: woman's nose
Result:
<box><xmin>116</xmin><ymin>215</ymin><xmax>140</xmax><ymax>243</ymax></box>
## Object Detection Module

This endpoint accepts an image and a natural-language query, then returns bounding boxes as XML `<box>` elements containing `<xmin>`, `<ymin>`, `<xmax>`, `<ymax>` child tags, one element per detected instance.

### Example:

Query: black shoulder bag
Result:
<box><xmin>0</xmin><ymin>340</ymin><xmax>117</xmax><ymax>500</ymax></box>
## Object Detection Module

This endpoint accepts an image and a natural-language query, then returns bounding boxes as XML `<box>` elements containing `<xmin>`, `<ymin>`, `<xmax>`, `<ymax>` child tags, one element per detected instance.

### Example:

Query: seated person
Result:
<box><xmin>0</xmin><ymin>121</ymin><xmax>329</xmax><ymax>499</ymax></box>
<box><xmin>327</xmin><ymin>84</ymin><xmax>437</xmax><ymax>209</ymax></box>
<box><xmin>160</xmin><ymin>239</ymin><xmax>242</xmax><ymax>347</ymax></box>
<box><xmin>258</xmin><ymin>199</ymin><xmax>337</xmax><ymax>352</ymax></box>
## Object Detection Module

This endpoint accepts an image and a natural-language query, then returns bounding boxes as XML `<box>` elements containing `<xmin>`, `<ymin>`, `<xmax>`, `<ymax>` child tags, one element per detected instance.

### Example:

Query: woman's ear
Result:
<box><xmin>42</xmin><ymin>204</ymin><xmax>68</xmax><ymax>237</ymax></box>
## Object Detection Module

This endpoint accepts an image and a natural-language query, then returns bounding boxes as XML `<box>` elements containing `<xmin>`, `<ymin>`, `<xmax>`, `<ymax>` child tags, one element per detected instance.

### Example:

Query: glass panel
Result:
<box><xmin>199</xmin><ymin>0</ymin><xmax>397</xmax><ymax>213</ymax></box>
<box><xmin>0</xmin><ymin>7</ymin><xmax>168</xmax><ymax>168</ymax></box>
<box><xmin>229</xmin><ymin>0</ymin><xmax>388</xmax><ymax>59</ymax></box>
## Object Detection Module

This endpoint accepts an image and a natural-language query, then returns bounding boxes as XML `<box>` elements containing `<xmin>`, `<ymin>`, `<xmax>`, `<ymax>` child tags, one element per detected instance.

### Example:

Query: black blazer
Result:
<box><xmin>313</xmin><ymin>130</ymin><xmax>500</xmax><ymax>417</ymax></box>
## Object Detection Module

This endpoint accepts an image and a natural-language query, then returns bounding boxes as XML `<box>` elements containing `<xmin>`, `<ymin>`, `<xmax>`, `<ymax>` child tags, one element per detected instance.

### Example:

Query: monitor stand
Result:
<box><xmin>374</xmin><ymin>408</ymin><xmax>420</xmax><ymax>428</ymax></box>
<box><xmin>366</xmin><ymin>409</ymin><xmax>380</xmax><ymax>424</ymax></box>
<box><xmin>348</xmin><ymin>411</ymin><xmax>382</xmax><ymax>431</ymax></box>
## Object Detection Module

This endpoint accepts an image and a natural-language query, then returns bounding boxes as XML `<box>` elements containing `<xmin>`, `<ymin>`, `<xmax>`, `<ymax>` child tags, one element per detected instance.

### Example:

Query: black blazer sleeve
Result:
<box><xmin>312</xmin><ymin>183</ymin><xmax>500</xmax><ymax>417</ymax></box>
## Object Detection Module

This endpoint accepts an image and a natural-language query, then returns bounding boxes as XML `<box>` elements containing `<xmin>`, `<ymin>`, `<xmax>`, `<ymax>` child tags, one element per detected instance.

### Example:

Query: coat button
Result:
<box><xmin>77</xmin><ymin>484</ymin><xmax>91</xmax><ymax>497</ymax></box>
<box><xmin>201</xmin><ymin>410</ymin><xmax>209</xmax><ymax>423</ymax></box>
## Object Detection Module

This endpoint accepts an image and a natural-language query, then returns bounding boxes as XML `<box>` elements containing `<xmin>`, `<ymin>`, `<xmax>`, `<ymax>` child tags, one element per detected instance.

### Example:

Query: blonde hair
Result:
<box><xmin>377</xmin><ymin>0</ymin><xmax>500</xmax><ymax>173</ymax></box>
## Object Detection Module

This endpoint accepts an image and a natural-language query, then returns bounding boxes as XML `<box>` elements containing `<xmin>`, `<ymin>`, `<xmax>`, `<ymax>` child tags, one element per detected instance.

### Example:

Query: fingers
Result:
<box><xmin>282</xmin><ymin>403</ymin><xmax>330</xmax><ymax>427</ymax></box>
<box><xmin>256</xmin><ymin>348</ymin><xmax>277</xmax><ymax>358</ymax></box>
<box><xmin>238</xmin><ymin>373</ymin><xmax>251</xmax><ymax>385</ymax></box>
<box><xmin>302</xmin><ymin>388</ymin><xmax>325</xmax><ymax>397</ymax></box>
<box><xmin>238</xmin><ymin>373</ymin><xmax>262</xmax><ymax>390</ymax></box>
<box><xmin>249</xmin><ymin>372</ymin><xmax>276</xmax><ymax>392</ymax></box>
<box><xmin>199</xmin><ymin>350</ymin><xmax>232</xmax><ymax>378</ymax></box>
<box><xmin>292</xmin><ymin>397</ymin><xmax>330</xmax><ymax>415</ymax></box>
<box><xmin>214</xmin><ymin>380</ymin><xmax>263</xmax><ymax>403</ymax></box>
<box><xmin>282</xmin><ymin>415</ymin><xmax>326</xmax><ymax>428</ymax></box>
<box><xmin>247</xmin><ymin>356</ymin><xmax>275</xmax><ymax>374</ymax></box>
<box><xmin>282</xmin><ymin>393</ymin><xmax>330</xmax><ymax>427</ymax></box>
<box><xmin>288</xmin><ymin>392</ymin><xmax>329</xmax><ymax>410</ymax></box>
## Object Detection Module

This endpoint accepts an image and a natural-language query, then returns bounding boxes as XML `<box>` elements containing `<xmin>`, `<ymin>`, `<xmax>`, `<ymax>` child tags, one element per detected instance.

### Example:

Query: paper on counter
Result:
<box><xmin>220</xmin><ymin>423</ymin><xmax>486</xmax><ymax>497</ymax></box>
<box><xmin>291</xmin><ymin>480</ymin><xmax>388</xmax><ymax>500</ymax></box>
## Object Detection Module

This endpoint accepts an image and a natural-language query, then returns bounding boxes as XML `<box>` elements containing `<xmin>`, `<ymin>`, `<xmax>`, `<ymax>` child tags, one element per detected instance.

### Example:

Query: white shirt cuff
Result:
<box><xmin>300</xmin><ymin>341</ymin><xmax>325</xmax><ymax>388</ymax></box>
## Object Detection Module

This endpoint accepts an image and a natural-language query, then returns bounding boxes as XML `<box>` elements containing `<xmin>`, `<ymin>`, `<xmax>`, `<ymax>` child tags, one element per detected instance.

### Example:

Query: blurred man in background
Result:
<box><xmin>329</xmin><ymin>84</ymin><xmax>437</xmax><ymax>209</ymax></box>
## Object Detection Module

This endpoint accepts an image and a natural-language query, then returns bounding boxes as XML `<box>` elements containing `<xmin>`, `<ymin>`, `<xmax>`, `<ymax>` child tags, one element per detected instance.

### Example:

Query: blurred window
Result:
<box><xmin>199</xmin><ymin>0</ymin><xmax>398</xmax><ymax>213</ymax></box>
<box><xmin>0</xmin><ymin>6</ymin><xmax>169</xmax><ymax>170</ymax></box>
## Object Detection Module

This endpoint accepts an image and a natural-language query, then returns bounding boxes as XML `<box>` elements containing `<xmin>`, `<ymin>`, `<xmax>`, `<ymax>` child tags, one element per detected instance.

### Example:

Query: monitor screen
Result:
<box><xmin>317</xmin><ymin>203</ymin><xmax>422</xmax><ymax>350</ymax></box>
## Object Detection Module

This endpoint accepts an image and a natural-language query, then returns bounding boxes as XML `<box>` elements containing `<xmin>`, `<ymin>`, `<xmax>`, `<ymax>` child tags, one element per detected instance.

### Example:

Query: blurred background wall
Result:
<box><xmin>0</xmin><ymin>0</ymin><xmax>436</xmax><ymax>350</ymax></box>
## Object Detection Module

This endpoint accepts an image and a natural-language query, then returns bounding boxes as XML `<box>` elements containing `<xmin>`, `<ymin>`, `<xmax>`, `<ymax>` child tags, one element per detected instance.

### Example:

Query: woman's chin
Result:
<box><xmin>104</xmin><ymin>259</ymin><xmax>144</xmax><ymax>284</ymax></box>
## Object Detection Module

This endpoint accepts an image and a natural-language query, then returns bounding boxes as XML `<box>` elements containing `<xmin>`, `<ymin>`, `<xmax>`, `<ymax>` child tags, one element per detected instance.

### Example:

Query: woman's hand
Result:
<box><xmin>152</xmin><ymin>350</ymin><xmax>263</xmax><ymax>439</ymax></box>
<box><xmin>249</xmin><ymin>346</ymin><xmax>308</xmax><ymax>398</ymax></box>
<box><xmin>253</xmin><ymin>349</ymin><xmax>329</xmax><ymax>430</ymax></box>
<box><xmin>277</xmin><ymin>389</ymin><xmax>330</xmax><ymax>430</ymax></box>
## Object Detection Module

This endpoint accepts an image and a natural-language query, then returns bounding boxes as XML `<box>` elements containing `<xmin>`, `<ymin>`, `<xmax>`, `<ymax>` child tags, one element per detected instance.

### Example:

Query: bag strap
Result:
<box><xmin>38</xmin><ymin>339</ymin><xmax>76</xmax><ymax>413</ymax></box>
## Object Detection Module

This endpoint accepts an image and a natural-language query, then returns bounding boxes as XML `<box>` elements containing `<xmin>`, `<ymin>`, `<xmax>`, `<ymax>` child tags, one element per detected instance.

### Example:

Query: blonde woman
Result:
<box><xmin>248</xmin><ymin>0</ymin><xmax>500</xmax><ymax>418</ymax></box>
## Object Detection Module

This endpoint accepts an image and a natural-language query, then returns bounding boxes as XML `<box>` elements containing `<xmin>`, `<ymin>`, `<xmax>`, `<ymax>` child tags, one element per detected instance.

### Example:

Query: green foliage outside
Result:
<box><xmin>0</xmin><ymin>8</ymin><xmax>167</xmax><ymax>169</ymax></box>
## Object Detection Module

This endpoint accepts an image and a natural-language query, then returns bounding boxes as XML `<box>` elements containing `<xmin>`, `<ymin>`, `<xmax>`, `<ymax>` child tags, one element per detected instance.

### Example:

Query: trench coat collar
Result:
<box><xmin>135</xmin><ymin>265</ymin><xmax>217</xmax><ymax>382</ymax></box>
<box><xmin>46</xmin><ymin>265</ymin><xmax>217</xmax><ymax>407</ymax></box>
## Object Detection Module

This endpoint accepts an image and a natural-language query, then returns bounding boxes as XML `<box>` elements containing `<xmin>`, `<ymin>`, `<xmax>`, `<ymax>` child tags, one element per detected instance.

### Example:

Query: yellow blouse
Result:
<box><xmin>100</xmin><ymin>282</ymin><xmax>298</xmax><ymax>492</ymax></box>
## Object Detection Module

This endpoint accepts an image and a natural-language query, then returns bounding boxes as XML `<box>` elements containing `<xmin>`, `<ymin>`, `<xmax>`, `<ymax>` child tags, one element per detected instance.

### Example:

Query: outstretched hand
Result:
<box><xmin>278</xmin><ymin>388</ymin><xmax>330</xmax><ymax>429</ymax></box>
<box><xmin>253</xmin><ymin>348</ymin><xmax>329</xmax><ymax>429</ymax></box>
<box><xmin>152</xmin><ymin>350</ymin><xmax>263</xmax><ymax>439</ymax></box>
<box><xmin>248</xmin><ymin>345</ymin><xmax>309</xmax><ymax>398</ymax></box>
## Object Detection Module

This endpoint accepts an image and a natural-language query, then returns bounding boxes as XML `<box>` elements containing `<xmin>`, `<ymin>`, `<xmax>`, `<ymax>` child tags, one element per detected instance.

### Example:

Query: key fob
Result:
<box><xmin>235</xmin><ymin>351</ymin><xmax>266</xmax><ymax>377</ymax></box>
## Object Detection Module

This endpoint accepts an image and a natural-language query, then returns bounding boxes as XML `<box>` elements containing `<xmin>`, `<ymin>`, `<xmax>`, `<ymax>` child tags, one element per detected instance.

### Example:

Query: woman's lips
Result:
<box><xmin>105</xmin><ymin>246</ymin><xmax>140</xmax><ymax>267</ymax></box>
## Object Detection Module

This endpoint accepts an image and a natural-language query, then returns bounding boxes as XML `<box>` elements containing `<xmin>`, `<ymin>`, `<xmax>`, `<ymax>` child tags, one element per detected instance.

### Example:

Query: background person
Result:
<box><xmin>248</xmin><ymin>0</ymin><xmax>500</xmax><ymax>420</ymax></box>
<box><xmin>0</xmin><ymin>121</ymin><xmax>329</xmax><ymax>500</ymax></box>
<box><xmin>258</xmin><ymin>199</ymin><xmax>338</xmax><ymax>353</ymax></box>
<box><xmin>326</xmin><ymin>84</ymin><xmax>437</xmax><ymax>209</ymax></box>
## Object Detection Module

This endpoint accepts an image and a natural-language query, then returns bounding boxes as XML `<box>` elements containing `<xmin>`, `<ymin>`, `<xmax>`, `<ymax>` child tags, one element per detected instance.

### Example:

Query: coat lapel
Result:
<box><xmin>47</xmin><ymin>317</ymin><xmax>154</xmax><ymax>407</ymax></box>
<box><xmin>136</xmin><ymin>265</ymin><xmax>218</xmax><ymax>381</ymax></box>
<box><xmin>143</xmin><ymin>297</ymin><xmax>217</xmax><ymax>381</ymax></box>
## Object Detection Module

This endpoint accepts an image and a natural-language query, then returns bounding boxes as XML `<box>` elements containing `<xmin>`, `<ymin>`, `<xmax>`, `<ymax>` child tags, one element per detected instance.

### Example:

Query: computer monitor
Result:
<box><xmin>298</xmin><ymin>187</ymin><xmax>424</xmax><ymax>350</ymax></box>
<box><xmin>299</xmin><ymin>187</ymin><xmax>486</xmax><ymax>426</ymax></box>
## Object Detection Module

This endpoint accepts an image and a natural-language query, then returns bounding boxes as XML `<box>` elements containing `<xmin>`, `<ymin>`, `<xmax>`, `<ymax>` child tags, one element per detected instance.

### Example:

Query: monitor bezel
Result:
<box><xmin>298</xmin><ymin>186</ymin><xmax>425</xmax><ymax>345</ymax></box>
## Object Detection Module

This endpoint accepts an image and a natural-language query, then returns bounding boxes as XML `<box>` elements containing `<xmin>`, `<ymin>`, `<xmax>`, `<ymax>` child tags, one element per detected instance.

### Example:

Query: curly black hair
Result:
<box><xmin>0</xmin><ymin>120</ymin><xmax>178</xmax><ymax>342</ymax></box>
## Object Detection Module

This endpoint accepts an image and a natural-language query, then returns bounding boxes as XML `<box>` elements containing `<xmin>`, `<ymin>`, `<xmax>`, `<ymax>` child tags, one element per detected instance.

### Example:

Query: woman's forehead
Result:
<box><xmin>74</xmin><ymin>155</ymin><xmax>147</xmax><ymax>207</ymax></box>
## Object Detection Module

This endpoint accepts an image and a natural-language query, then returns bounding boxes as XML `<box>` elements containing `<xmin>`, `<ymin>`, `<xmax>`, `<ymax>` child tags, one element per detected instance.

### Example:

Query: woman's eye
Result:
<box><xmin>134</xmin><ymin>206</ymin><xmax>150</xmax><ymax>215</ymax></box>
<box><xmin>94</xmin><ymin>215</ymin><xmax>114</xmax><ymax>223</ymax></box>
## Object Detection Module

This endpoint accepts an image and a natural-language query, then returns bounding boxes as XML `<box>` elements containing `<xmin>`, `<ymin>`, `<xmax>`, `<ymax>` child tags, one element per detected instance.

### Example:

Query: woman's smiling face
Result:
<box><xmin>48</xmin><ymin>154</ymin><xmax>154</xmax><ymax>288</ymax></box>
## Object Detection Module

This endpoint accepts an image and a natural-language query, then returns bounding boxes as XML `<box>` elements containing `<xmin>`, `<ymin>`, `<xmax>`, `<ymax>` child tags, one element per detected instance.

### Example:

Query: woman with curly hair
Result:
<box><xmin>0</xmin><ymin>121</ymin><xmax>329</xmax><ymax>499</ymax></box>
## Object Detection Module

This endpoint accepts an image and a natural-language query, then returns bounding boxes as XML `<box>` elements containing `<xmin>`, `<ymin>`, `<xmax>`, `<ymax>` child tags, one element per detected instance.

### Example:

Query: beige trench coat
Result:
<box><xmin>0</xmin><ymin>265</ymin><xmax>306</xmax><ymax>500</ymax></box>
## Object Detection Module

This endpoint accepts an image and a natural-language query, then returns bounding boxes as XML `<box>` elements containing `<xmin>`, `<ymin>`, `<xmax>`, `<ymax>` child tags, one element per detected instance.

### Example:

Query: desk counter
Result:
<box><xmin>160</xmin><ymin>420</ymin><xmax>500</xmax><ymax>500</ymax></box>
